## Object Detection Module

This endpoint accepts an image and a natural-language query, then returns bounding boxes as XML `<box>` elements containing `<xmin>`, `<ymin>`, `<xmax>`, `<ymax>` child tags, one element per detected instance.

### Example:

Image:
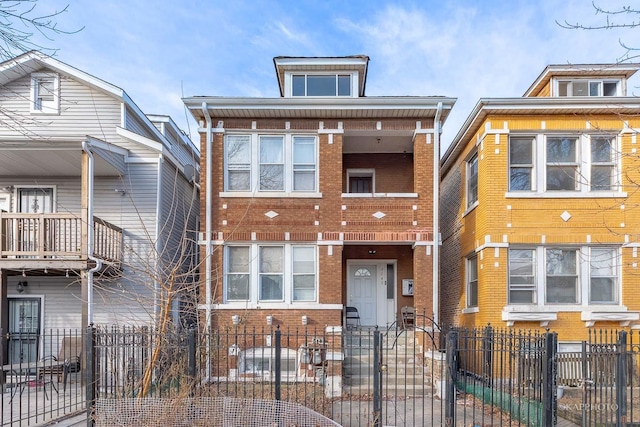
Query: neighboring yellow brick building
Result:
<box><xmin>440</xmin><ymin>63</ymin><xmax>640</xmax><ymax>345</ymax></box>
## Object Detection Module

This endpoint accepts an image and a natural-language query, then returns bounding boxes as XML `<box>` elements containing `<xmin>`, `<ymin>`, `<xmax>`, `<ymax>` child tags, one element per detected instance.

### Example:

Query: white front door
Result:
<box><xmin>347</xmin><ymin>261</ymin><xmax>397</xmax><ymax>327</ymax></box>
<box><xmin>348</xmin><ymin>264</ymin><xmax>378</xmax><ymax>326</ymax></box>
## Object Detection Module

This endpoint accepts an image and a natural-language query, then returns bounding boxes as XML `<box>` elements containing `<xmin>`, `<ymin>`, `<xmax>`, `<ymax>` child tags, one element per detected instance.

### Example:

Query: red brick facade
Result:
<box><xmin>186</xmin><ymin>57</ymin><xmax>454</xmax><ymax>332</ymax></box>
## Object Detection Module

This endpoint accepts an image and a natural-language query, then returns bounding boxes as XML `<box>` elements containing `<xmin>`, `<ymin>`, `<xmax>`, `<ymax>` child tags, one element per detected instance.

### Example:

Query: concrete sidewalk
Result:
<box><xmin>43</xmin><ymin>412</ymin><xmax>86</xmax><ymax>426</ymax></box>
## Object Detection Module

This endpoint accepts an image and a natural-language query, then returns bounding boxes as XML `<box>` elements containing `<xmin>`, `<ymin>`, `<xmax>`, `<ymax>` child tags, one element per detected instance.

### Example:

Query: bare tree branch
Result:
<box><xmin>0</xmin><ymin>0</ymin><xmax>82</xmax><ymax>59</ymax></box>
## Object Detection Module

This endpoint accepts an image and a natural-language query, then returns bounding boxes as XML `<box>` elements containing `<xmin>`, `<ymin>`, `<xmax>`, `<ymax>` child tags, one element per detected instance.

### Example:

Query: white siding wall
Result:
<box><xmin>0</xmin><ymin>72</ymin><xmax>121</xmax><ymax>141</ymax></box>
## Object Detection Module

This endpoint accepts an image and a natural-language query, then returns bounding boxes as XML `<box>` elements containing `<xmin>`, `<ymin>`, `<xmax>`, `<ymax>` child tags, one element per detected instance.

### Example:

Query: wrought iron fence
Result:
<box><xmin>1</xmin><ymin>328</ymin><xmax>85</xmax><ymax>427</ymax></box>
<box><xmin>2</xmin><ymin>324</ymin><xmax>638</xmax><ymax>426</ymax></box>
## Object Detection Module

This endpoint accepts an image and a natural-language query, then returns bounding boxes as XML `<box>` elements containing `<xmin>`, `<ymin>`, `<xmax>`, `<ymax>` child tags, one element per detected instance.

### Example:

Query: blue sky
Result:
<box><xmin>27</xmin><ymin>0</ymin><xmax>640</xmax><ymax>148</ymax></box>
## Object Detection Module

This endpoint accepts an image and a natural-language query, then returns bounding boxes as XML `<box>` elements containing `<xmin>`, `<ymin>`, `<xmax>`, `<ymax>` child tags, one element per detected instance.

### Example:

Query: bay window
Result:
<box><xmin>224</xmin><ymin>244</ymin><xmax>317</xmax><ymax>304</ymax></box>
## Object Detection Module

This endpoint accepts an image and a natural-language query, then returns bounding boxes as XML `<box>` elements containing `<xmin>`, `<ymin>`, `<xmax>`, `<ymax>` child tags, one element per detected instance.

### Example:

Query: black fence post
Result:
<box><xmin>85</xmin><ymin>324</ymin><xmax>96</xmax><ymax>427</ymax></box>
<box><xmin>373</xmin><ymin>328</ymin><xmax>382</xmax><ymax>427</ymax></box>
<box><xmin>483</xmin><ymin>324</ymin><xmax>493</xmax><ymax>387</ymax></box>
<box><xmin>445</xmin><ymin>329</ymin><xmax>458</xmax><ymax>427</ymax></box>
<box><xmin>274</xmin><ymin>326</ymin><xmax>281</xmax><ymax>401</ymax></box>
<box><xmin>542</xmin><ymin>330</ymin><xmax>557</xmax><ymax>427</ymax></box>
<box><xmin>616</xmin><ymin>331</ymin><xmax>628</xmax><ymax>427</ymax></box>
<box><xmin>188</xmin><ymin>326</ymin><xmax>196</xmax><ymax>396</ymax></box>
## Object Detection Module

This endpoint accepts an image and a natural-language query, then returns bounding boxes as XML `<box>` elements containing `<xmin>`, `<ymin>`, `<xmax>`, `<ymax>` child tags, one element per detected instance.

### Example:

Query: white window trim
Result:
<box><xmin>506</xmin><ymin>133</ymin><xmax>621</xmax><ymax>197</ymax></box>
<box><xmin>466</xmin><ymin>152</ymin><xmax>478</xmax><ymax>209</ymax></box>
<box><xmin>466</xmin><ymin>255</ymin><xmax>478</xmax><ymax>309</ymax></box>
<box><xmin>223</xmin><ymin>243</ymin><xmax>318</xmax><ymax>305</ymax></box>
<box><xmin>346</xmin><ymin>168</ymin><xmax>375</xmax><ymax>194</ymax></box>
<box><xmin>30</xmin><ymin>72</ymin><xmax>60</xmax><ymax>114</ymax></box>
<box><xmin>14</xmin><ymin>185</ymin><xmax>57</xmax><ymax>213</ymax></box>
<box><xmin>507</xmin><ymin>246</ymin><xmax>621</xmax><ymax>308</ymax></box>
<box><xmin>284</xmin><ymin>71</ymin><xmax>358</xmax><ymax>98</ymax></box>
<box><xmin>224</xmin><ymin>133</ymin><xmax>319</xmax><ymax>195</ymax></box>
<box><xmin>553</xmin><ymin>78</ymin><xmax>622</xmax><ymax>97</ymax></box>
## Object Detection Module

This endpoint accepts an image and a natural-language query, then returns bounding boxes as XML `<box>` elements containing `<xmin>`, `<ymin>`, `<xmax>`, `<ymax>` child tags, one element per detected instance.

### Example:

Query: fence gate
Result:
<box><xmin>557</xmin><ymin>329</ymin><xmax>640</xmax><ymax>426</ymax></box>
<box><xmin>337</xmin><ymin>324</ymin><xmax>444</xmax><ymax>427</ymax></box>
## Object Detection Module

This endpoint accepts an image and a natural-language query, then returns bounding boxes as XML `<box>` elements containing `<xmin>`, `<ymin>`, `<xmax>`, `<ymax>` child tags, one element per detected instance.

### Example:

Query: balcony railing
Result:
<box><xmin>0</xmin><ymin>212</ymin><xmax>123</xmax><ymax>264</ymax></box>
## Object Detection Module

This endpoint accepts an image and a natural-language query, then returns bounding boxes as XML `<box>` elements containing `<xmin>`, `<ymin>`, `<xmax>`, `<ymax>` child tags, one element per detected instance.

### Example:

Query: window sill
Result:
<box><xmin>341</xmin><ymin>193</ymin><xmax>418</xmax><ymax>198</ymax></box>
<box><xmin>201</xmin><ymin>302</ymin><xmax>343</xmax><ymax>310</ymax></box>
<box><xmin>505</xmin><ymin>191</ymin><xmax>627</xmax><ymax>199</ymax></box>
<box><xmin>461</xmin><ymin>307</ymin><xmax>479</xmax><ymax>314</ymax></box>
<box><xmin>581</xmin><ymin>310</ymin><xmax>639</xmax><ymax>327</ymax></box>
<box><xmin>501</xmin><ymin>309</ymin><xmax>558</xmax><ymax>327</ymax></box>
<box><xmin>462</xmin><ymin>201</ymin><xmax>478</xmax><ymax>217</ymax></box>
<box><xmin>220</xmin><ymin>191</ymin><xmax>323</xmax><ymax>198</ymax></box>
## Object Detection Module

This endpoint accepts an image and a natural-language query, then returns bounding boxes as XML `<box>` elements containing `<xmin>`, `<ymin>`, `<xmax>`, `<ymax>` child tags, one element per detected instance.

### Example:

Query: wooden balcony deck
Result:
<box><xmin>0</xmin><ymin>213</ymin><xmax>123</xmax><ymax>270</ymax></box>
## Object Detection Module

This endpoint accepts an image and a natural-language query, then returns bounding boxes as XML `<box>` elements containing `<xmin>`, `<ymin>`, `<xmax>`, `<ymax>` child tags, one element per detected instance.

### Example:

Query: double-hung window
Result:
<box><xmin>466</xmin><ymin>255</ymin><xmax>478</xmax><ymax>308</ymax></box>
<box><xmin>226</xmin><ymin>136</ymin><xmax>251</xmax><ymax>191</ymax></box>
<box><xmin>293</xmin><ymin>136</ymin><xmax>316</xmax><ymax>191</ymax></box>
<box><xmin>545</xmin><ymin>248</ymin><xmax>578</xmax><ymax>303</ymax></box>
<box><xmin>259</xmin><ymin>137</ymin><xmax>285</xmax><ymax>191</ymax></box>
<box><xmin>509</xmin><ymin>136</ymin><xmax>534</xmax><ymax>191</ymax></box>
<box><xmin>224</xmin><ymin>244</ymin><xmax>317</xmax><ymax>304</ymax></box>
<box><xmin>508</xmin><ymin>249</ymin><xmax>536</xmax><ymax>303</ymax></box>
<box><xmin>546</xmin><ymin>136</ymin><xmax>578</xmax><ymax>191</ymax></box>
<box><xmin>224</xmin><ymin>134</ymin><xmax>318</xmax><ymax>193</ymax></box>
<box><xmin>507</xmin><ymin>247</ymin><xmax>620</xmax><ymax>306</ymax></box>
<box><xmin>30</xmin><ymin>72</ymin><xmax>59</xmax><ymax>114</ymax></box>
<box><xmin>590</xmin><ymin>136</ymin><xmax>615</xmax><ymax>191</ymax></box>
<box><xmin>226</xmin><ymin>246</ymin><xmax>250</xmax><ymax>301</ymax></box>
<box><xmin>589</xmin><ymin>248</ymin><xmax>618</xmax><ymax>303</ymax></box>
<box><xmin>466</xmin><ymin>153</ymin><xmax>478</xmax><ymax>208</ymax></box>
<box><xmin>259</xmin><ymin>246</ymin><xmax>284</xmax><ymax>300</ymax></box>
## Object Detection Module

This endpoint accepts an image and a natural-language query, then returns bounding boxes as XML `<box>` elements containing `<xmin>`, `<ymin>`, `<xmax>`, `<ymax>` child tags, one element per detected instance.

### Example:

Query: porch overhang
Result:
<box><xmin>0</xmin><ymin>137</ymin><xmax>127</xmax><ymax>177</ymax></box>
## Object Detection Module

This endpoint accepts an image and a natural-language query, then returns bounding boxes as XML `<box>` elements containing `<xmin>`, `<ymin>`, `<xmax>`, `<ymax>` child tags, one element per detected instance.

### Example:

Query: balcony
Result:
<box><xmin>0</xmin><ymin>213</ymin><xmax>123</xmax><ymax>270</ymax></box>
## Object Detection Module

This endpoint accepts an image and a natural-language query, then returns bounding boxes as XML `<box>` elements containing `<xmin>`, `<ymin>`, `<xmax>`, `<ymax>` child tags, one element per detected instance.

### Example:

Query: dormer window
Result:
<box><xmin>30</xmin><ymin>72</ymin><xmax>59</xmax><ymax>114</ymax></box>
<box><xmin>556</xmin><ymin>79</ymin><xmax>620</xmax><ymax>97</ymax></box>
<box><xmin>290</xmin><ymin>74</ymin><xmax>353</xmax><ymax>97</ymax></box>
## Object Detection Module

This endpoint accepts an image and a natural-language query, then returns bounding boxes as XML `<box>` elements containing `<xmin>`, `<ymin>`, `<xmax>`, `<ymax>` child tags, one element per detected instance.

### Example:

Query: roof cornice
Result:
<box><xmin>442</xmin><ymin>96</ymin><xmax>640</xmax><ymax>173</ymax></box>
<box><xmin>184</xmin><ymin>96</ymin><xmax>456</xmax><ymax>120</ymax></box>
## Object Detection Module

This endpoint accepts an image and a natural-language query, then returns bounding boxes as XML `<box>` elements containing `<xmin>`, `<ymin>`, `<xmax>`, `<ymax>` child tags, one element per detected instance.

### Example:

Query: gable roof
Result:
<box><xmin>0</xmin><ymin>51</ymin><xmax>199</xmax><ymax>164</ymax></box>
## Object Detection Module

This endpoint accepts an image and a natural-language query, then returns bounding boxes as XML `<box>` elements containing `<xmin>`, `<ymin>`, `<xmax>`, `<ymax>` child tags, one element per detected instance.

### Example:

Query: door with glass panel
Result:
<box><xmin>17</xmin><ymin>188</ymin><xmax>53</xmax><ymax>255</ymax></box>
<box><xmin>8</xmin><ymin>298</ymin><xmax>41</xmax><ymax>364</ymax></box>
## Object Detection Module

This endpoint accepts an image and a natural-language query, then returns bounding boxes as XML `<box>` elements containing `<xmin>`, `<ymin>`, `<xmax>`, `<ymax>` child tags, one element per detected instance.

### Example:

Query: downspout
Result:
<box><xmin>82</xmin><ymin>141</ymin><xmax>103</xmax><ymax>325</ymax></box>
<box><xmin>155</xmin><ymin>155</ymin><xmax>164</xmax><ymax>324</ymax></box>
<box><xmin>202</xmin><ymin>103</ymin><xmax>213</xmax><ymax>380</ymax></box>
<box><xmin>433</xmin><ymin>102</ymin><xmax>443</xmax><ymax>326</ymax></box>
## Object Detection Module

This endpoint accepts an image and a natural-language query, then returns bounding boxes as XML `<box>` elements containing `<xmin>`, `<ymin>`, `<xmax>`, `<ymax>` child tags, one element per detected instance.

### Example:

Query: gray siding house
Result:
<box><xmin>0</xmin><ymin>52</ymin><xmax>199</xmax><ymax>364</ymax></box>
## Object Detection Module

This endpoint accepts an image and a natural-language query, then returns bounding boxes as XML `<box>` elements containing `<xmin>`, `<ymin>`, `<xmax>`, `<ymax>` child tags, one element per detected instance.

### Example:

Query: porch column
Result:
<box><xmin>0</xmin><ymin>268</ymin><xmax>7</xmax><ymax>364</ymax></box>
<box><xmin>413</xmin><ymin>244</ymin><xmax>433</xmax><ymax>324</ymax></box>
<box><xmin>81</xmin><ymin>149</ymin><xmax>89</xmax><ymax>329</ymax></box>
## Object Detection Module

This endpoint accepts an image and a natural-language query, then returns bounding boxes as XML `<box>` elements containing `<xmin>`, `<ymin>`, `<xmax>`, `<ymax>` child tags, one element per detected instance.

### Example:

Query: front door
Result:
<box><xmin>8</xmin><ymin>298</ymin><xmax>41</xmax><ymax>364</ymax></box>
<box><xmin>348</xmin><ymin>264</ymin><xmax>378</xmax><ymax>326</ymax></box>
<box><xmin>17</xmin><ymin>187</ymin><xmax>53</xmax><ymax>254</ymax></box>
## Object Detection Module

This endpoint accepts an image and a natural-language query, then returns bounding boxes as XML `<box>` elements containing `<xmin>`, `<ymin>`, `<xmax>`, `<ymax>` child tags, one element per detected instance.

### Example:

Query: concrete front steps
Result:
<box><xmin>342</xmin><ymin>329</ymin><xmax>434</xmax><ymax>397</ymax></box>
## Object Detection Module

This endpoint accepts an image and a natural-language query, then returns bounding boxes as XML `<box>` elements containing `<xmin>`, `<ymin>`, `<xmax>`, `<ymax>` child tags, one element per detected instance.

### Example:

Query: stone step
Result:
<box><xmin>342</xmin><ymin>380</ymin><xmax>435</xmax><ymax>397</ymax></box>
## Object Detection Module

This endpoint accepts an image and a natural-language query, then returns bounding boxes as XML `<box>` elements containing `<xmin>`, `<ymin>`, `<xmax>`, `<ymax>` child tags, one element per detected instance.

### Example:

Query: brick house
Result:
<box><xmin>184</xmin><ymin>56</ymin><xmax>455</xmax><ymax>332</ymax></box>
<box><xmin>440</xmin><ymin>63</ymin><xmax>640</xmax><ymax>344</ymax></box>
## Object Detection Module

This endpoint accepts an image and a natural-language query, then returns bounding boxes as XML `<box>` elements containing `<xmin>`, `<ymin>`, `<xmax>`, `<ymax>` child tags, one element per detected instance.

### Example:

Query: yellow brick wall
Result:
<box><xmin>442</xmin><ymin>113</ymin><xmax>640</xmax><ymax>340</ymax></box>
